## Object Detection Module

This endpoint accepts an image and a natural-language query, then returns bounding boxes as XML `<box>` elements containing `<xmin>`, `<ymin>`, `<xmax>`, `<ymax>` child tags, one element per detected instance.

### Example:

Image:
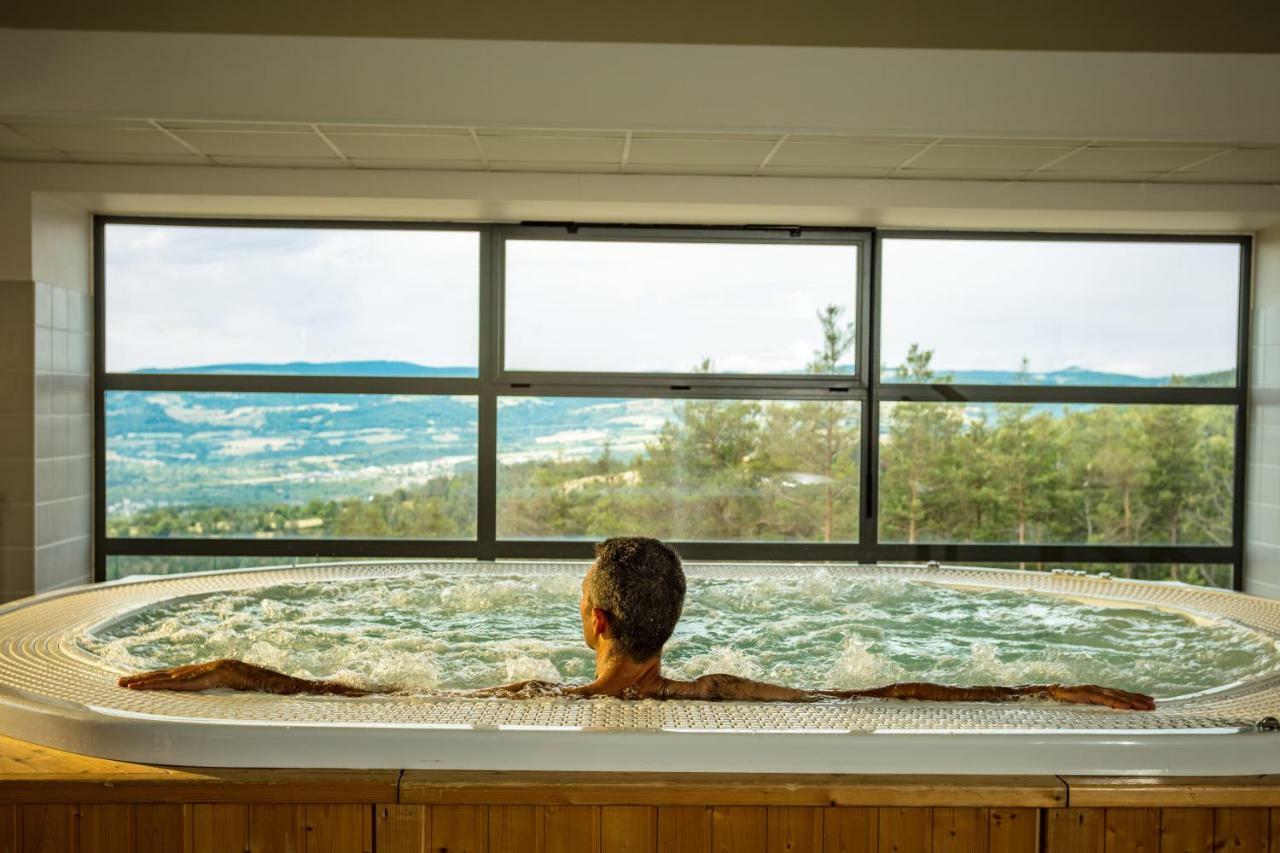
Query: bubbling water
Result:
<box><xmin>81</xmin><ymin>571</ymin><xmax>1280</xmax><ymax>700</ymax></box>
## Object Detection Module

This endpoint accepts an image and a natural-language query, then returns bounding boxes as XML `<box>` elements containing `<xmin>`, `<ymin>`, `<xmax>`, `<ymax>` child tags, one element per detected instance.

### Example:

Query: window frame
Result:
<box><xmin>93</xmin><ymin>217</ymin><xmax>1251</xmax><ymax>588</ymax></box>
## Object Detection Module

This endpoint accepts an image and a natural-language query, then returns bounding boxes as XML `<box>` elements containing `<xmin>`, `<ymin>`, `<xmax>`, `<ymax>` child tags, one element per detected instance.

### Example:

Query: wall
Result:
<box><xmin>1246</xmin><ymin>226</ymin><xmax>1280</xmax><ymax>597</ymax></box>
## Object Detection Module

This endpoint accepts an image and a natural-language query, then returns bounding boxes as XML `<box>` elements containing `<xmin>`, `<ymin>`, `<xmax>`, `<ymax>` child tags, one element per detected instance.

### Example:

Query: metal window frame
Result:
<box><xmin>93</xmin><ymin>217</ymin><xmax>1252</xmax><ymax>588</ymax></box>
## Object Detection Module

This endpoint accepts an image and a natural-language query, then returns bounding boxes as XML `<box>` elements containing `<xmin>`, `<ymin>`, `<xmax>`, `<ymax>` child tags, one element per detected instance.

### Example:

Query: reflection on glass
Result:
<box><xmin>880</xmin><ymin>238</ymin><xmax>1240</xmax><ymax>386</ymax></box>
<box><xmin>504</xmin><ymin>239</ymin><xmax>859</xmax><ymax>374</ymax></box>
<box><xmin>106</xmin><ymin>392</ymin><xmax>477</xmax><ymax>539</ymax></box>
<box><xmin>497</xmin><ymin>397</ymin><xmax>861</xmax><ymax>541</ymax></box>
<box><xmin>106</xmin><ymin>224</ymin><xmax>479</xmax><ymax>376</ymax></box>
<box><xmin>878</xmin><ymin>402</ymin><xmax>1234</xmax><ymax>547</ymax></box>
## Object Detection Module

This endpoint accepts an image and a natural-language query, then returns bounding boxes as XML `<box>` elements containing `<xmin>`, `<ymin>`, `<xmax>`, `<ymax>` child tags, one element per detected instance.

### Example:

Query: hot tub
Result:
<box><xmin>1</xmin><ymin>561</ymin><xmax>1279</xmax><ymax>775</ymax></box>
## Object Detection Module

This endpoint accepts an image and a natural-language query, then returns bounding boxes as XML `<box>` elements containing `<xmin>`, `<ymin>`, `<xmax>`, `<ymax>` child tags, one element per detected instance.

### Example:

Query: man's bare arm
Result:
<box><xmin>119</xmin><ymin>659</ymin><xmax>378</xmax><ymax>697</ymax></box>
<box><xmin>670</xmin><ymin>675</ymin><xmax>1155</xmax><ymax>710</ymax></box>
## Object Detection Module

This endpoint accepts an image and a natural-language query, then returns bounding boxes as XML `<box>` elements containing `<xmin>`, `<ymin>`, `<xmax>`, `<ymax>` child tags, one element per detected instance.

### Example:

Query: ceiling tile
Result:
<box><xmin>12</xmin><ymin>124</ymin><xmax>191</xmax><ymax>155</ymax></box>
<box><xmin>757</xmin><ymin>165</ymin><xmax>893</xmax><ymax>178</ymax></box>
<box><xmin>623</xmin><ymin>163</ymin><xmax>757</xmax><ymax>176</ymax></box>
<box><xmin>1025</xmin><ymin>171</ymin><xmax>1167</xmax><ymax>182</ymax></box>
<box><xmin>1184</xmin><ymin>148</ymin><xmax>1280</xmax><ymax>176</ymax></box>
<box><xmin>208</xmin><ymin>155</ymin><xmax>347</xmax><ymax>168</ymax></box>
<box><xmin>769</xmin><ymin>141</ymin><xmax>923</xmax><ymax>169</ymax></box>
<box><xmin>477</xmin><ymin>135</ymin><xmax>622</xmax><ymax>163</ymax></box>
<box><xmin>627</xmin><ymin>138</ymin><xmax>775</xmax><ymax>166</ymax></box>
<box><xmin>326</xmin><ymin>132</ymin><xmax>479</xmax><ymax>161</ymax></box>
<box><xmin>174</xmin><ymin>130</ymin><xmax>337</xmax><ymax>158</ymax></box>
<box><xmin>0</xmin><ymin>149</ymin><xmax>65</xmax><ymax>163</ymax></box>
<box><xmin>0</xmin><ymin>125</ymin><xmax>46</xmax><ymax>151</ymax></box>
<box><xmin>490</xmin><ymin>161</ymin><xmax>619</xmax><ymax>173</ymax></box>
<box><xmin>786</xmin><ymin>133</ymin><xmax>936</xmax><ymax>146</ymax></box>
<box><xmin>482</xmin><ymin>127</ymin><xmax>628</xmax><ymax>139</ymax></box>
<box><xmin>1043</xmin><ymin>146</ymin><xmax>1224</xmax><ymax>174</ymax></box>
<box><xmin>64</xmin><ymin>152</ymin><xmax>207</xmax><ymax>166</ymax></box>
<box><xmin>939</xmin><ymin>136</ymin><xmax>1085</xmax><ymax>147</ymax></box>
<box><xmin>896</xmin><ymin>167</ymin><xmax>1029</xmax><ymax>181</ymax></box>
<box><xmin>160</xmin><ymin>120</ymin><xmax>311</xmax><ymax>133</ymax></box>
<box><xmin>349</xmin><ymin>158</ymin><xmax>484</xmax><ymax>171</ymax></box>
<box><xmin>911</xmin><ymin>145</ymin><xmax>1078</xmax><ymax>171</ymax></box>
<box><xmin>1158</xmin><ymin>172</ymin><xmax>1279</xmax><ymax>184</ymax></box>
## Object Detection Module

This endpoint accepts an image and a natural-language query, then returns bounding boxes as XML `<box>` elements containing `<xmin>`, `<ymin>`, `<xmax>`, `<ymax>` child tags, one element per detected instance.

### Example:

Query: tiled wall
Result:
<box><xmin>33</xmin><ymin>281</ymin><xmax>93</xmax><ymax>593</ymax></box>
<box><xmin>0</xmin><ymin>281</ymin><xmax>34</xmax><ymax>601</ymax></box>
<box><xmin>1246</xmin><ymin>227</ymin><xmax>1280</xmax><ymax>598</ymax></box>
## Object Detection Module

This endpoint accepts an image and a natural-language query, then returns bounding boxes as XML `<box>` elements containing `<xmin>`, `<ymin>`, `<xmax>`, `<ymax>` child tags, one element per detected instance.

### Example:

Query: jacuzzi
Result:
<box><xmin>1</xmin><ymin>561</ymin><xmax>1279</xmax><ymax>775</ymax></box>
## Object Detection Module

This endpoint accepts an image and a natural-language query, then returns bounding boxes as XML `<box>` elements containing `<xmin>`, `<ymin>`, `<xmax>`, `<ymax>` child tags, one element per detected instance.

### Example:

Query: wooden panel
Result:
<box><xmin>877</xmin><ymin>808</ymin><xmax>930</xmax><ymax>853</ymax></box>
<box><xmin>0</xmin><ymin>805</ymin><xmax>18</xmax><ymax>853</ymax></box>
<box><xmin>766</xmin><ymin>807</ymin><xmax>822</xmax><ymax>853</ymax></box>
<box><xmin>249</xmin><ymin>804</ymin><xmax>305</xmax><ymax>853</ymax></box>
<box><xmin>22</xmin><ymin>804</ymin><xmax>76</xmax><ymax>853</ymax></box>
<box><xmin>545</xmin><ymin>805</ymin><xmax>600</xmax><ymax>853</ymax></box>
<box><xmin>194</xmin><ymin>804</ymin><xmax>248</xmax><ymax>853</ymax></box>
<box><xmin>402</xmin><ymin>772</ymin><xmax>1065</xmax><ymax>808</ymax></box>
<box><xmin>432</xmin><ymin>805</ymin><xmax>488</xmax><ymax>853</ymax></box>
<box><xmin>1158</xmin><ymin>809</ymin><xmax>1212</xmax><ymax>853</ymax></box>
<box><xmin>80</xmin><ymin>804</ymin><xmax>136</xmax><ymax>853</ymax></box>
<box><xmin>375</xmin><ymin>804</ymin><xmax>427</xmax><ymax>853</ymax></box>
<box><xmin>490</xmin><ymin>806</ymin><xmax>544</xmax><ymax>853</ymax></box>
<box><xmin>659</xmin><ymin>806</ymin><xmax>712</xmax><ymax>853</ymax></box>
<box><xmin>1213</xmin><ymin>808</ymin><xmax>1269</xmax><ymax>853</ymax></box>
<box><xmin>1045</xmin><ymin>808</ymin><xmax>1103</xmax><ymax>853</ymax></box>
<box><xmin>932</xmin><ymin>808</ymin><xmax>987</xmax><ymax>853</ymax></box>
<box><xmin>136</xmin><ymin>804</ymin><xmax>191</xmax><ymax>853</ymax></box>
<box><xmin>602</xmin><ymin>806</ymin><xmax>657</xmax><ymax>853</ymax></box>
<box><xmin>988</xmin><ymin>809</ymin><xmax>1037</xmax><ymax>853</ymax></box>
<box><xmin>1103</xmin><ymin>809</ymin><xmax>1158</xmax><ymax>853</ymax></box>
<box><xmin>307</xmin><ymin>804</ymin><xmax>372</xmax><ymax>853</ymax></box>
<box><xmin>712</xmin><ymin>807</ymin><xmax>766</xmax><ymax>853</ymax></box>
<box><xmin>1064</xmin><ymin>777</ymin><xmax>1280</xmax><ymax>809</ymax></box>
<box><xmin>823</xmin><ymin>807</ymin><xmax>876</xmax><ymax>853</ymax></box>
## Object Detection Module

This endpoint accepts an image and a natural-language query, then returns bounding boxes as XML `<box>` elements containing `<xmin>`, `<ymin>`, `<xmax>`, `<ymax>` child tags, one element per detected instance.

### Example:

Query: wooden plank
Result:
<box><xmin>0</xmin><ymin>805</ymin><xmax>18</xmax><ymax>853</ymax></box>
<box><xmin>658</xmin><ymin>806</ymin><xmax>712</xmax><ymax>853</ymax></box>
<box><xmin>431</xmin><ymin>805</ymin><xmax>488</xmax><ymax>853</ymax></box>
<box><xmin>603</xmin><ymin>806</ymin><xmax>657</xmax><ymax>853</ymax></box>
<box><xmin>544</xmin><ymin>805</ymin><xmax>600</xmax><ymax>853</ymax></box>
<box><xmin>878</xmin><ymin>808</ymin><xmax>930</xmax><ymax>853</ymax></box>
<box><xmin>1158</xmin><ymin>809</ymin><xmax>1212</xmax><ymax>853</ymax></box>
<box><xmin>1103</xmin><ymin>809</ymin><xmax>1158</xmax><ymax>853</ymax></box>
<box><xmin>490</xmin><ymin>806</ymin><xmax>543</xmax><ymax>853</ymax></box>
<box><xmin>1045</xmin><ymin>808</ymin><xmax>1103</xmax><ymax>853</ymax></box>
<box><xmin>402</xmin><ymin>772</ymin><xmax>1065</xmax><ymax>808</ymax></box>
<box><xmin>988</xmin><ymin>809</ymin><xmax>1037</xmax><ymax>853</ymax></box>
<box><xmin>823</xmin><ymin>807</ymin><xmax>876</xmax><ymax>853</ymax></box>
<box><xmin>932</xmin><ymin>808</ymin><xmax>987</xmax><ymax>853</ymax></box>
<box><xmin>249</xmin><ymin>804</ymin><xmax>305</xmax><ymax>853</ymax></box>
<box><xmin>1213</xmin><ymin>808</ymin><xmax>1269</xmax><ymax>853</ymax></box>
<box><xmin>136</xmin><ymin>804</ymin><xmax>191</xmax><ymax>853</ymax></box>
<box><xmin>194</xmin><ymin>804</ymin><xmax>248</xmax><ymax>853</ymax></box>
<box><xmin>711</xmin><ymin>807</ymin><xmax>766</xmax><ymax>853</ymax></box>
<box><xmin>1064</xmin><ymin>777</ymin><xmax>1280</xmax><ymax>809</ymax></box>
<box><xmin>79</xmin><ymin>804</ymin><xmax>136</xmax><ymax>853</ymax></box>
<box><xmin>375</xmin><ymin>804</ymin><xmax>426</xmax><ymax>853</ymax></box>
<box><xmin>306</xmin><ymin>804</ymin><xmax>372</xmax><ymax>853</ymax></box>
<box><xmin>22</xmin><ymin>804</ymin><xmax>76</xmax><ymax>853</ymax></box>
<box><xmin>766</xmin><ymin>807</ymin><xmax>822</xmax><ymax>853</ymax></box>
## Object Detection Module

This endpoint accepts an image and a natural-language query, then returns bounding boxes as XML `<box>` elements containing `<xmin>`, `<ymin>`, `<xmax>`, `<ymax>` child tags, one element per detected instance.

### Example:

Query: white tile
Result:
<box><xmin>1249</xmin><ymin>503</ymin><xmax>1280</xmax><ymax>542</ymax></box>
<box><xmin>628</xmin><ymin>138</ymin><xmax>776</xmax><ymax>166</ymax></box>
<box><xmin>208</xmin><ymin>155</ymin><xmax>347</xmax><ymax>169</ymax></box>
<box><xmin>489</xmin><ymin>161</ymin><xmax>619</xmax><ymax>174</ymax></box>
<box><xmin>348</xmin><ymin>158</ymin><xmax>483</xmax><ymax>171</ymax></box>
<box><xmin>1248</xmin><ymin>463</ymin><xmax>1280</xmax><ymax>506</ymax></box>
<box><xmin>1266</xmin><ymin>346</ymin><xmax>1280</xmax><ymax>389</ymax></box>
<box><xmin>896</xmin><ymin>168</ymin><xmax>1028</xmax><ymax>181</ymax></box>
<box><xmin>1188</xmin><ymin>148</ymin><xmax>1280</xmax><ymax>178</ymax></box>
<box><xmin>174</xmin><ymin>130</ymin><xmax>337</xmax><ymax>158</ymax></box>
<box><xmin>13</xmin><ymin>124</ymin><xmax>191</xmax><ymax>156</ymax></box>
<box><xmin>910</xmin><ymin>145</ymin><xmax>1076</xmax><ymax>171</ymax></box>
<box><xmin>51</xmin><ymin>287</ymin><xmax>67</xmax><ymax>331</ymax></box>
<box><xmin>325</xmin><ymin>132</ymin><xmax>479</xmax><ymax>161</ymax></box>
<box><xmin>478</xmin><ymin>134</ymin><xmax>623</xmax><ymax>164</ymax></box>
<box><xmin>34</xmin><ymin>282</ymin><xmax>50</xmax><ymax>327</ymax></box>
<box><xmin>623</xmin><ymin>163</ymin><xmax>755</xmax><ymax>176</ymax></box>
<box><xmin>1044</xmin><ymin>146</ymin><xmax>1224</xmax><ymax>174</ymax></box>
<box><xmin>769</xmin><ymin>141</ymin><xmax>921</xmax><ymax>169</ymax></box>
<box><xmin>758</xmin><ymin>165</ymin><xmax>892</xmax><ymax>179</ymax></box>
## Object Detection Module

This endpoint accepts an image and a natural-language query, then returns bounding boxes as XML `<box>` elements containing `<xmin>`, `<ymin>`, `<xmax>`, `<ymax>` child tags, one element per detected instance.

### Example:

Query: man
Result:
<box><xmin>120</xmin><ymin>537</ymin><xmax>1155</xmax><ymax>710</ymax></box>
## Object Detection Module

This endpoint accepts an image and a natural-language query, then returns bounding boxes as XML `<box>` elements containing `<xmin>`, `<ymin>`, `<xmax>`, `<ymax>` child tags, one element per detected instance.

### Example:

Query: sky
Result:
<box><xmin>106</xmin><ymin>225</ymin><xmax>1241</xmax><ymax>379</ymax></box>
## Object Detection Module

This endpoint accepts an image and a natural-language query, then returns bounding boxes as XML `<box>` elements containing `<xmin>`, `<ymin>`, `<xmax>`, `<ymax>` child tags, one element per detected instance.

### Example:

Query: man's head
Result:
<box><xmin>580</xmin><ymin>537</ymin><xmax>685</xmax><ymax>663</ymax></box>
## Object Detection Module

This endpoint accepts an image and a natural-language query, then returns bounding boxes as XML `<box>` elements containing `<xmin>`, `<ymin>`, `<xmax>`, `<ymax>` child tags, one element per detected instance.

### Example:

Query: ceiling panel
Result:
<box><xmin>490</xmin><ymin>160</ymin><xmax>620</xmax><ymax>173</ymax></box>
<box><xmin>478</xmin><ymin>134</ymin><xmax>622</xmax><ymax>163</ymax></box>
<box><xmin>0</xmin><ymin>125</ymin><xmax>45</xmax><ymax>151</ymax></box>
<box><xmin>624</xmin><ymin>162</ymin><xmax>757</xmax><ymax>176</ymax></box>
<box><xmin>173</xmin><ymin>130</ymin><xmax>338</xmax><ymax>158</ymax></box>
<box><xmin>627</xmin><ymin>137</ymin><xmax>776</xmax><ymax>166</ymax></box>
<box><xmin>1042</xmin><ymin>145</ymin><xmax>1225</xmax><ymax>174</ymax></box>
<box><xmin>897</xmin><ymin>167</ymin><xmax>1030</xmax><ymax>181</ymax></box>
<box><xmin>757</xmin><ymin>165</ymin><xmax>892</xmax><ymax>178</ymax></box>
<box><xmin>12</xmin><ymin>123</ymin><xmax>191</xmax><ymax>155</ymax></box>
<box><xmin>1185</xmin><ymin>147</ymin><xmax>1280</xmax><ymax>176</ymax></box>
<box><xmin>325</xmin><ymin>132</ymin><xmax>480</xmax><ymax>161</ymax></box>
<box><xmin>911</xmin><ymin>144</ymin><xmax>1078</xmax><ymax>171</ymax></box>
<box><xmin>770</xmin><ymin>140</ymin><xmax>924</xmax><ymax>169</ymax></box>
<box><xmin>347</xmin><ymin>158</ymin><xmax>484</xmax><ymax>171</ymax></box>
<box><xmin>207</xmin><ymin>155</ymin><xmax>346</xmax><ymax>168</ymax></box>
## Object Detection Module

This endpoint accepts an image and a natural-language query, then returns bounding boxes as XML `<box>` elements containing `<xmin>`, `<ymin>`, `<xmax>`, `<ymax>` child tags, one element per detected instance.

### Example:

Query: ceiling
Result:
<box><xmin>3</xmin><ymin>117</ymin><xmax>1278</xmax><ymax>185</ymax></box>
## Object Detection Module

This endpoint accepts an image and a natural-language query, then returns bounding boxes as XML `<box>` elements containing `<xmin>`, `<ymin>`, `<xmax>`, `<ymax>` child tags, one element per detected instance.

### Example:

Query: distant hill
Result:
<box><xmin>136</xmin><ymin>361</ymin><xmax>476</xmax><ymax>377</ymax></box>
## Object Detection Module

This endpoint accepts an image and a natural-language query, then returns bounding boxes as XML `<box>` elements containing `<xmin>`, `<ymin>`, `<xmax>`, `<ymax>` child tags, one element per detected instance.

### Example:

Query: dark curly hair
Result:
<box><xmin>587</xmin><ymin>537</ymin><xmax>686</xmax><ymax>662</ymax></box>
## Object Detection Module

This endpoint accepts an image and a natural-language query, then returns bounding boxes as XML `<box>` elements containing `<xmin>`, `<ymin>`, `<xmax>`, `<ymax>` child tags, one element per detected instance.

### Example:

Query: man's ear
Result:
<box><xmin>591</xmin><ymin>608</ymin><xmax>610</xmax><ymax>638</ymax></box>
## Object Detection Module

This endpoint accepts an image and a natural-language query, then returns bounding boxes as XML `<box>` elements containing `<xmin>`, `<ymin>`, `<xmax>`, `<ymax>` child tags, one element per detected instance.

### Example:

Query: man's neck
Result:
<box><xmin>582</xmin><ymin>641</ymin><xmax>664</xmax><ymax>698</ymax></box>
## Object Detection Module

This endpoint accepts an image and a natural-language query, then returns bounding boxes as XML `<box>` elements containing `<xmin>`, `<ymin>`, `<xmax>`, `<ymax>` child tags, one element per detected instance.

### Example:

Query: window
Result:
<box><xmin>97</xmin><ymin>221</ymin><xmax>1248</xmax><ymax>588</ymax></box>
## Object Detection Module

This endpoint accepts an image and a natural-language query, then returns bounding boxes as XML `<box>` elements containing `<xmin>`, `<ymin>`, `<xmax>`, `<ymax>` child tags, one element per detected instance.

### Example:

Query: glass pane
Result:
<box><xmin>107</xmin><ymin>392</ymin><xmax>477</xmax><ymax>538</ymax></box>
<box><xmin>955</xmin><ymin>562</ymin><xmax>1233</xmax><ymax>589</ymax></box>
<box><xmin>105</xmin><ymin>555</ymin><xmax>387</xmax><ymax>581</ymax></box>
<box><xmin>880</xmin><ymin>238</ymin><xmax>1240</xmax><ymax>386</ymax></box>
<box><xmin>878</xmin><ymin>402</ymin><xmax>1234</xmax><ymax>546</ymax></box>
<box><xmin>105</xmin><ymin>224</ymin><xmax>479</xmax><ymax>376</ymax></box>
<box><xmin>498</xmin><ymin>396</ymin><xmax>860</xmax><ymax>541</ymax></box>
<box><xmin>504</xmin><ymin>239</ymin><xmax>859</xmax><ymax>374</ymax></box>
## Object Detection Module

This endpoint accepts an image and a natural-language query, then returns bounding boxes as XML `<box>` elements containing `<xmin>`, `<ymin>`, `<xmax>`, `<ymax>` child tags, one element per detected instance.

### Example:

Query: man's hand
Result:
<box><xmin>1046</xmin><ymin>684</ymin><xmax>1156</xmax><ymax>711</ymax></box>
<box><xmin>118</xmin><ymin>659</ymin><xmax>372</xmax><ymax>697</ymax></box>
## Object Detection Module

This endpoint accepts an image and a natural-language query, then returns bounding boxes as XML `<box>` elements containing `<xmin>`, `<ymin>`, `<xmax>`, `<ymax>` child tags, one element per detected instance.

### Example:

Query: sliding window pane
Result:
<box><xmin>106</xmin><ymin>392</ymin><xmax>476</xmax><ymax>538</ymax></box>
<box><xmin>498</xmin><ymin>397</ymin><xmax>860</xmax><ymax>541</ymax></box>
<box><xmin>504</xmin><ymin>239</ymin><xmax>859</xmax><ymax>374</ymax></box>
<box><xmin>880</xmin><ymin>238</ymin><xmax>1240</xmax><ymax>386</ymax></box>
<box><xmin>878</xmin><ymin>402</ymin><xmax>1235</xmax><ymax>546</ymax></box>
<box><xmin>105</xmin><ymin>224</ymin><xmax>479</xmax><ymax>376</ymax></box>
